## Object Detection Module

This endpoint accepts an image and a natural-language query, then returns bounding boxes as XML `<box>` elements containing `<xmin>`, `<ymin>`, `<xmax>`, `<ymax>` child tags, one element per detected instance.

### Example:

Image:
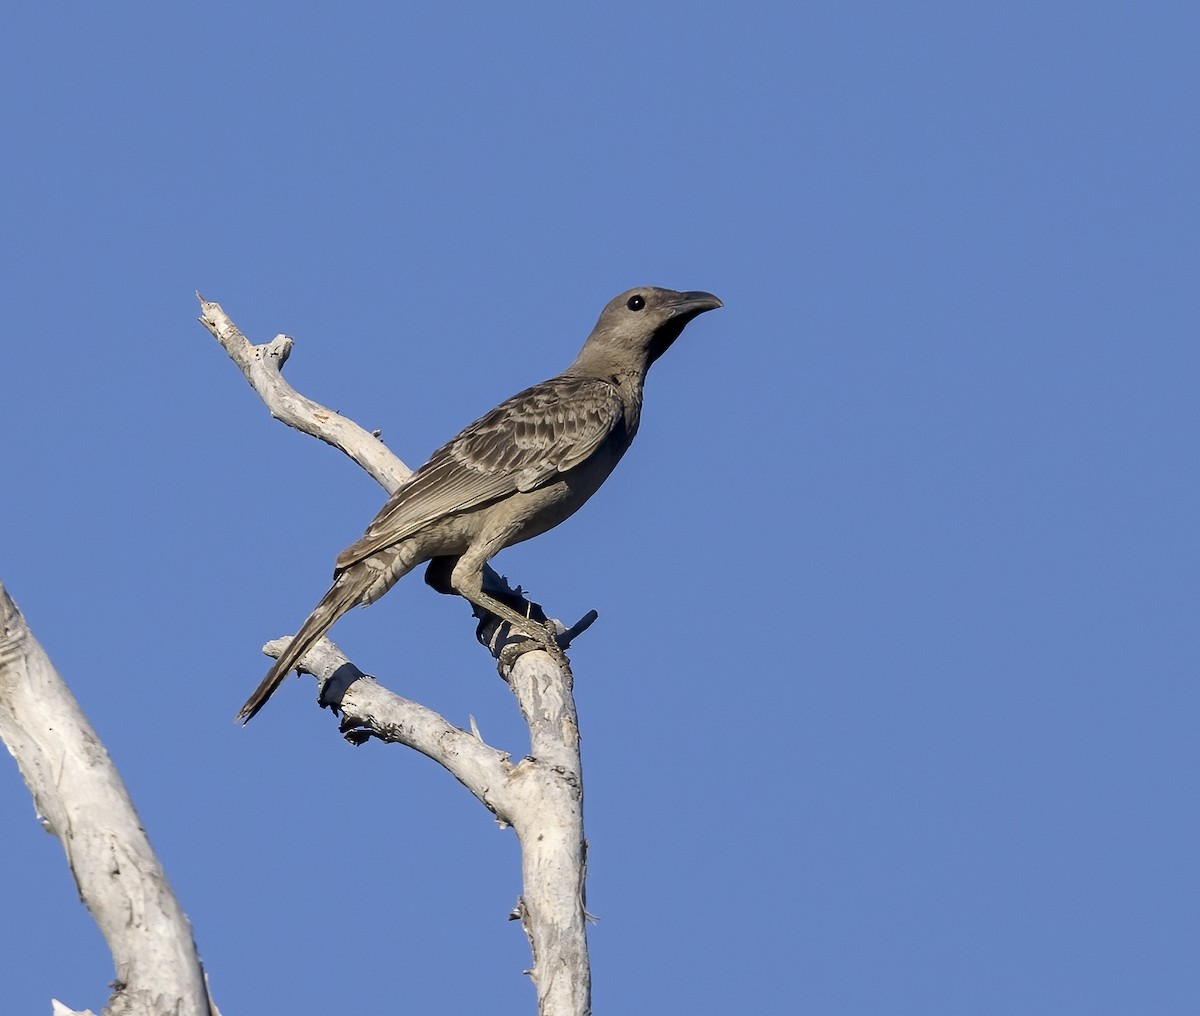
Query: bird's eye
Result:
<box><xmin>626</xmin><ymin>295</ymin><xmax>645</xmax><ymax>311</ymax></box>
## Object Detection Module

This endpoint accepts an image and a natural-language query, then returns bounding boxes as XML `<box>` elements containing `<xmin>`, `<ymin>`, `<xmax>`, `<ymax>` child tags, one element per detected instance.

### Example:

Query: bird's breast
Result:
<box><xmin>502</xmin><ymin>432</ymin><xmax>630</xmax><ymax>548</ymax></box>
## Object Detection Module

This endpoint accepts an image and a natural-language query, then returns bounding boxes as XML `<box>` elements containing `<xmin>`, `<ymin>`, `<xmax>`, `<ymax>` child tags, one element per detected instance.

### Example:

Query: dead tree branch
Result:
<box><xmin>200</xmin><ymin>296</ymin><xmax>591</xmax><ymax>1016</ymax></box>
<box><xmin>0</xmin><ymin>584</ymin><xmax>217</xmax><ymax>1016</ymax></box>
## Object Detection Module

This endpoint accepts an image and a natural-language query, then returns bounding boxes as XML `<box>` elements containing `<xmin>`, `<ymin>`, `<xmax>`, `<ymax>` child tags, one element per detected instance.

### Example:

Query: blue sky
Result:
<box><xmin>1</xmin><ymin>3</ymin><xmax>1197</xmax><ymax>1013</ymax></box>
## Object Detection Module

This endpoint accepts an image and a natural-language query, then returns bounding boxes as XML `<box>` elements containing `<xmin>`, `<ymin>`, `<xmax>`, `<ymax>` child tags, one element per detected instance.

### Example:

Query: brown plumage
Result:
<box><xmin>236</xmin><ymin>286</ymin><xmax>722</xmax><ymax>723</ymax></box>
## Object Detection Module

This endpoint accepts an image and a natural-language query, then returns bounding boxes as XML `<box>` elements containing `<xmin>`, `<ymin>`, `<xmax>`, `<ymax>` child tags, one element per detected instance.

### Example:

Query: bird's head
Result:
<box><xmin>572</xmin><ymin>286</ymin><xmax>723</xmax><ymax>377</ymax></box>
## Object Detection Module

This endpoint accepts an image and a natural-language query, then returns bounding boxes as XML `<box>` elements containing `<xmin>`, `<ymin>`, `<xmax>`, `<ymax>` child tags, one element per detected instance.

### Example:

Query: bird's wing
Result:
<box><xmin>336</xmin><ymin>376</ymin><xmax>624</xmax><ymax>567</ymax></box>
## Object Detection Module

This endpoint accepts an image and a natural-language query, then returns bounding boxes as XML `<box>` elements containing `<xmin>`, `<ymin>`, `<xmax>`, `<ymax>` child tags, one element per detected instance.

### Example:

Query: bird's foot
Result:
<box><xmin>504</xmin><ymin>616</ymin><xmax>565</xmax><ymax>654</ymax></box>
<box><xmin>481</xmin><ymin>614</ymin><xmax>568</xmax><ymax>664</ymax></box>
<box><xmin>467</xmin><ymin>586</ymin><xmax>578</xmax><ymax>662</ymax></box>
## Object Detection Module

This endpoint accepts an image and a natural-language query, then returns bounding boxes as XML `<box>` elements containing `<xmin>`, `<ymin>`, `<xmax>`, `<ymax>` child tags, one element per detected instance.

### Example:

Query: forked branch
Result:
<box><xmin>200</xmin><ymin>296</ymin><xmax>591</xmax><ymax>1016</ymax></box>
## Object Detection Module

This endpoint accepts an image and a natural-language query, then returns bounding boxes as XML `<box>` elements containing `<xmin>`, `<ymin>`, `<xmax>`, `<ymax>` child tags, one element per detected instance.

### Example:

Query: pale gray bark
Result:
<box><xmin>0</xmin><ymin>585</ymin><xmax>217</xmax><ymax>1016</ymax></box>
<box><xmin>201</xmin><ymin>296</ymin><xmax>591</xmax><ymax>1015</ymax></box>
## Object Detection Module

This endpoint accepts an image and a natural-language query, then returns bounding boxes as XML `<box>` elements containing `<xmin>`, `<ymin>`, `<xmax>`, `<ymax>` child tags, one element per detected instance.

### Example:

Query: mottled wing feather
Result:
<box><xmin>336</xmin><ymin>376</ymin><xmax>623</xmax><ymax>568</ymax></box>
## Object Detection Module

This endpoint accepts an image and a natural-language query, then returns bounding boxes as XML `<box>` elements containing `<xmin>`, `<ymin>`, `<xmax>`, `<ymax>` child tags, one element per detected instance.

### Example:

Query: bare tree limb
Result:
<box><xmin>0</xmin><ymin>584</ymin><xmax>217</xmax><ymax>1016</ymax></box>
<box><xmin>501</xmin><ymin>652</ymin><xmax>589</xmax><ymax>1016</ymax></box>
<box><xmin>204</xmin><ymin>296</ymin><xmax>591</xmax><ymax>1015</ymax></box>
<box><xmin>197</xmin><ymin>293</ymin><xmax>411</xmax><ymax>492</ymax></box>
<box><xmin>262</xmin><ymin>635</ymin><xmax>517</xmax><ymax>820</ymax></box>
<box><xmin>264</xmin><ymin>636</ymin><xmax>590</xmax><ymax>1014</ymax></box>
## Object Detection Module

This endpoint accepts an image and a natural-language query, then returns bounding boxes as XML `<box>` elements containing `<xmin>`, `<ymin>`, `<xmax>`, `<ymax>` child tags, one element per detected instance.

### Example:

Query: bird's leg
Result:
<box><xmin>449</xmin><ymin>558</ymin><xmax>561</xmax><ymax>652</ymax></box>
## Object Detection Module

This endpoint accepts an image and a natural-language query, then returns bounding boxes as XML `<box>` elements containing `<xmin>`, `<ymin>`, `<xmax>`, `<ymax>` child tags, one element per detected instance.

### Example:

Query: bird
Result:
<box><xmin>236</xmin><ymin>286</ymin><xmax>722</xmax><ymax>723</ymax></box>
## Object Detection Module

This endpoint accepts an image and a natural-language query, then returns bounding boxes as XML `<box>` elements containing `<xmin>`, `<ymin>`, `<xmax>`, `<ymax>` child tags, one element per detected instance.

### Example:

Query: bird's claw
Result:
<box><xmin>510</xmin><ymin>618</ymin><xmax>564</xmax><ymax>654</ymax></box>
<box><xmin>481</xmin><ymin>614</ymin><xmax>567</xmax><ymax>662</ymax></box>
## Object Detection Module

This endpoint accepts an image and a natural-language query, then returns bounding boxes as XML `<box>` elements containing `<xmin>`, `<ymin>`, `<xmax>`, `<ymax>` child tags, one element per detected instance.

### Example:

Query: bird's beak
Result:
<box><xmin>667</xmin><ymin>291</ymin><xmax>724</xmax><ymax>320</ymax></box>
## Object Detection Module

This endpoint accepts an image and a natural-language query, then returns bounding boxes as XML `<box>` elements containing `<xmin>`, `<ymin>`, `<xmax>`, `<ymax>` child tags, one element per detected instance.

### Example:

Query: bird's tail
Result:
<box><xmin>235</xmin><ymin>573</ymin><xmax>363</xmax><ymax>724</ymax></box>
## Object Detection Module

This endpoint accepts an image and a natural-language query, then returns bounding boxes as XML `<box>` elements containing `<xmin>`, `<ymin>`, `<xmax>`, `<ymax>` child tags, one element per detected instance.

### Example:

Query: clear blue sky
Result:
<box><xmin>2</xmin><ymin>3</ymin><xmax>1196</xmax><ymax>1013</ymax></box>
